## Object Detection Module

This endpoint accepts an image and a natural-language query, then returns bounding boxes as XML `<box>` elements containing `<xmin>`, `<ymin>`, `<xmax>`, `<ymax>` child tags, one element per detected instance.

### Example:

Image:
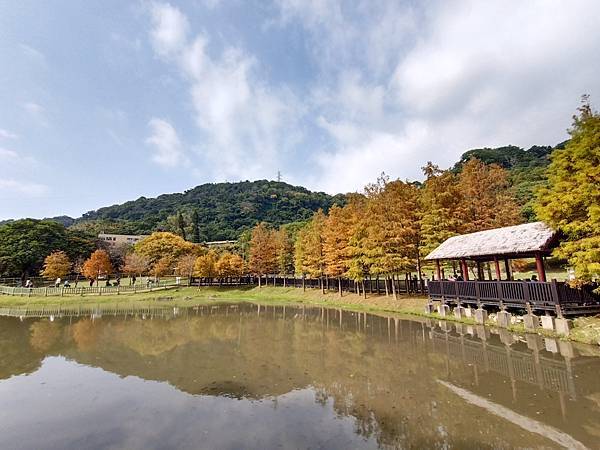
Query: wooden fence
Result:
<box><xmin>192</xmin><ymin>275</ymin><xmax>428</xmax><ymax>295</ymax></box>
<box><xmin>0</xmin><ymin>279</ymin><xmax>180</xmax><ymax>297</ymax></box>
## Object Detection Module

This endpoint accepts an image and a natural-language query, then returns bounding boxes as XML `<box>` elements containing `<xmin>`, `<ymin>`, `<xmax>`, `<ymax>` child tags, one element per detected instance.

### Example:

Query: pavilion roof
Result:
<box><xmin>424</xmin><ymin>222</ymin><xmax>557</xmax><ymax>261</ymax></box>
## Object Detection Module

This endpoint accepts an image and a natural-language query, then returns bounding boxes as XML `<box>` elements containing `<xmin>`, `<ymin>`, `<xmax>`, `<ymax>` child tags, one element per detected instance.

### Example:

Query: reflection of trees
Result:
<box><xmin>29</xmin><ymin>321</ymin><xmax>62</xmax><ymax>353</ymax></box>
<box><xmin>71</xmin><ymin>319</ymin><xmax>102</xmax><ymax>352</ymax></box>
<box><xmin>0</xmin><ymin>318</ymin><xmax>43</xmax><ymax>379</ymax></box>
<box><xmin>1</xmin><ymin>306</ymin><xmax>599</xmax><ymax>448</ymax></box>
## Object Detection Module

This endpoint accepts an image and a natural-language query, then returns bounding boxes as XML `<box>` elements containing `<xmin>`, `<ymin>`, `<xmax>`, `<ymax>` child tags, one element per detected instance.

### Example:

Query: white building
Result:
<box><xmin>98</xmin><ymin>233</ymin><xmax>148</xmax><ymax>247</ymax></box>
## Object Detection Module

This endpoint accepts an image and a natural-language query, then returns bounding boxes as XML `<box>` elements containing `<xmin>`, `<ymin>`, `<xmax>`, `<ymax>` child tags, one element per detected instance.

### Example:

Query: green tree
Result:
<box><xmin>536</xmin><ymin>97</ymin><xmax>600</xmax><ymax>280</ymax></box>
<box><xmin>177</xmin><ymin>212</ymin><xmax>187</xmax><ymax>241</ymax></box>
<box><xmin>191</xmin><ymin>210</ymin><xmax>201</xmax><ymax>243</ymax></box>
<box><xmin>0</xmin><ymin>219</ymin><xmax>72</xmax><ymax>280</ymax></box>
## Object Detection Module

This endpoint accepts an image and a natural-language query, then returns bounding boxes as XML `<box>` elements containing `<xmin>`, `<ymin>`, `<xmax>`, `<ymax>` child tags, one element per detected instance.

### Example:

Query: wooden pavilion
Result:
<box><xmin>425</xmin><ymin>222</ymin><xmax>557</xmax><ymax>282</ymax></box>
<box><xmin>424</xmin><ymin>222</ymin><xmax>600</xmax><ymax>316</ymax></box>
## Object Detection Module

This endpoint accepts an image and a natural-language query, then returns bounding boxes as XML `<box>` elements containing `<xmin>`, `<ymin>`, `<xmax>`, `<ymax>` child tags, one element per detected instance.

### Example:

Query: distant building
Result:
<box><xmin>203</xmin><ymin>240</ymin><xmax>237</xmax><ymax>249</ymax></box>
<box><xmin>98</xmin><ymin>233</ymin><xmax>148</xmax><ymax>247</ymax></box>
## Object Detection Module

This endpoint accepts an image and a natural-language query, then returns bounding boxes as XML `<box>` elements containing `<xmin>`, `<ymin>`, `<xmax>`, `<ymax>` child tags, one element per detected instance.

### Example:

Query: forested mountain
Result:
<box><xmin>1</xmin><ymin>144</ymin><xmax>560</xmax><ymax>241</ymax></box>
<box><xmin>76</xmin><ymin>180</ymin><xmax>346</xmax><ymax>241</ymax></box>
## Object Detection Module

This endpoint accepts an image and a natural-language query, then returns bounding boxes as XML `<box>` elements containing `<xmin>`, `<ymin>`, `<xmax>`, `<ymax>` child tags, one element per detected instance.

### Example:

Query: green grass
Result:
<box><xmin>1</xmin><ymin>285</ymin><xmax>599</xmax><ymax>345</ymax></box>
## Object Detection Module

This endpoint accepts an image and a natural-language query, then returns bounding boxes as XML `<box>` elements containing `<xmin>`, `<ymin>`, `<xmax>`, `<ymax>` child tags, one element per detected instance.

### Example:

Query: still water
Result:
<box><xmin>1</xmin><ymin>302</ymin><xmax>599</xmax><ymax>449</ymax></box>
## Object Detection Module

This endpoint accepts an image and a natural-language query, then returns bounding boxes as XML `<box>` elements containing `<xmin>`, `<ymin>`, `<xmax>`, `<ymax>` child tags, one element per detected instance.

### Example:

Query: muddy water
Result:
<box><xmin>0</xmin><ymin>302</ymin><xmax>599</xmax><ymax>449</ymax></box>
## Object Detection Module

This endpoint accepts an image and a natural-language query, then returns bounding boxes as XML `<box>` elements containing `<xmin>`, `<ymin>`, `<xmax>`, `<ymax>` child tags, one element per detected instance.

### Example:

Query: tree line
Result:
<box><xmin>1</xmin><ymin>99</ymin><xmax>597</xmax><ymax>286</ymax></box>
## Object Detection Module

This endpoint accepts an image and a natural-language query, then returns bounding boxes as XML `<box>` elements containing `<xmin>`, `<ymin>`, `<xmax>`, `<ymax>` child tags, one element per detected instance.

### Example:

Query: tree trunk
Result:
<box><xmin>258</xmin><ymin>275</ymin><xmax>262</xmax><ymax>288</ymax></box>
<box><xmin>391</xmin><ymin>274</ymin><xmax>397</xmax><ymax>300</ymax></box>
<box><xmin>385</xmin><ymin>275</ymin><xmax>389</xmax><ymax>297</ymax></box>
<box><xmin>338</xmin><ymin>277</ymin><xmax>342</xmax><ymax>297</ymax></box>
<box><xmin>362</xmin><ymin>280</ymin><xmax>367</xmax><ymax>299</ymax></box>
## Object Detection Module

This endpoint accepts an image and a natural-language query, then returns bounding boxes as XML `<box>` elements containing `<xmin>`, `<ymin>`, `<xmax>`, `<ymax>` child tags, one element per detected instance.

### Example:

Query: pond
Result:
<box><xmin>0</xmin><ymin>302</ymin><xmax>599</xmax><ymax>449</ymax></box>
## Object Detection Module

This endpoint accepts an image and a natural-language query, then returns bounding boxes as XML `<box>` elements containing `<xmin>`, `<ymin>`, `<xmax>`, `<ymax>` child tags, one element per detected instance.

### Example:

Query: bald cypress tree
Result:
<box><xmin>536</xmin><ymin>97</ymin><xmax>600</xmax><ymax>280</ymax></box>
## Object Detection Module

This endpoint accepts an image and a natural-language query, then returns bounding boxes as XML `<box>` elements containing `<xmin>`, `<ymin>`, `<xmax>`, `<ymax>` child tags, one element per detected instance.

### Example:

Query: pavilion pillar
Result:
<box><xmin>435</xmin><ymin>260</ymin><xmax>442</xmax><ymax>280</ymax></box>
<box><xmin>504</xmin><ymin>259</ymin><xmax>512</xmax><ymax>281</ymax></box>
<box><xmin>494</xmin><ymin>257</ymin><xmax>502</xmax><ymax>280</ymax></box>
<box><xmin>461</xmin><ymin>259</ymin><xmax>469</xmax><ymax>281</ymax></box>
<box><xmin>535</xmin><ymin>253</ymin><xmax>547</xmax><ymax>282</ymax></box>
<box><xmin>476</xmin><ymin>261</ymin><xmax>484</xmax><ymax>280</ymax></box>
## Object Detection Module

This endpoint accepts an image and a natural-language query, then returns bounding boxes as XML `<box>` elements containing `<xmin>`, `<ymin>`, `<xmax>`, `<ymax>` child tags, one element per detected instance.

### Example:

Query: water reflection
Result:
<box><xmin>0</xmin><ymin>303</ymin><xmax>599</xmax><ymax>449</ymax></box>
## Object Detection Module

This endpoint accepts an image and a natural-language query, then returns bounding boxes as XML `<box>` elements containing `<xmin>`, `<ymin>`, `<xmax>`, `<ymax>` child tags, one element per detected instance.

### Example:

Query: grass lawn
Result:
<box><xmin>1</xmin><ymin>285</ymin><xmax>599</xmax><ymax>345</ymax></box>
<box><xmin>0</xmin><ymin>286</ymin><xmax>428</xmax><ymax>315</ymax></box>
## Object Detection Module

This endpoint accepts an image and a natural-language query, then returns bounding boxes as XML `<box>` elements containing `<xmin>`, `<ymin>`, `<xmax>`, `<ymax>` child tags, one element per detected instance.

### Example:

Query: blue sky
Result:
<box><xmin>1</xmin><ymin>0</ymin><xmax>599</xmax><ymax>220</ymax></box>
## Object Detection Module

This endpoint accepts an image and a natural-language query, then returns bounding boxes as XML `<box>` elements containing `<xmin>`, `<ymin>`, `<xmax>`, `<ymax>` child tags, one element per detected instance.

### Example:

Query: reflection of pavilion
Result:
<box><xmin>424</xmin><ymin>320</ymin><xmax>600</xmax><ymax>424</ymax></box>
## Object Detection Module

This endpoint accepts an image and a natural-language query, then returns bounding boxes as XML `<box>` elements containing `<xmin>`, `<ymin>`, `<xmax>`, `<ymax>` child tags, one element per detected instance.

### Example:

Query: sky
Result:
<box><xmin>1</xmin><ymin>0</ymin><xmax>599</xmax><ymax>220</ymax></box>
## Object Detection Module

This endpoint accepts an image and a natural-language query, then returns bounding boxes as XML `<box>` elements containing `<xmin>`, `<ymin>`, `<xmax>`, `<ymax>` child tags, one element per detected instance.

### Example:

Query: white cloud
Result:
<box><xmin>0</xmin><ymin>179</ymin><xmax>48</xmax><ymax>197</ymax></box>
<box><xmin>148</xmin><ymin>3</ymin><xmax>302</xmax><ymax>181</ymax></box>
<box><xmin>21</xmin><ymin>101</ymin><xmax>49</xmax><ymax>127</ymax></box>
<box><xmin>146</xmin><ymin>118</ymin><xmax>186</xmax><ymax>168</ymax></box>
<box><xmin>143</xmin><ymin>0</ymin><xmax>600</xmax><ymax>194</ymax></box>
<box><xmin>22</xmin><ymin>101</ymin><xmax>44</xmax><ymax>115</ymax></box>
<box><xmin>0</xmin><ymin>147</ymin><xmax>19</xmax><ymax>159</ymax></box>
<box><xmin>149</xmin><ymin>2</ymin><xmax>190</xmax><ymax>57</ymax></box>
<box><xmin>277</xmin><ymin>0</ymin><xmax>600</xmax><ymax>193</ymax></box>
<box><xmin>0</xmin><ymin>128</ymin><xmax>19</xmax><ymax>140</ymax></box>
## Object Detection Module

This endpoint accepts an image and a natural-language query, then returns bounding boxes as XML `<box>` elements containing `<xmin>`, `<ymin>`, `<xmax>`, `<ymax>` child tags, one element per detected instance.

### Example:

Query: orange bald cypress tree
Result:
<box><xmin>249</xmin><ymin>223</ymin><xmax>277</xmax><ymax>287</ymax></box>
<box><xmin>323</xmin><ymin>204</ymin><xmax>352</xmax><ymax>296</ymax></box>
<box><xmin>456</xmin><ymin>158</ymin><xmax>521</xmax><ymax>233</ymax></box>
<box><xmin>82</xmin><ymin>249</ymin><xmax>113</xmax><ymax>283</ymax></box>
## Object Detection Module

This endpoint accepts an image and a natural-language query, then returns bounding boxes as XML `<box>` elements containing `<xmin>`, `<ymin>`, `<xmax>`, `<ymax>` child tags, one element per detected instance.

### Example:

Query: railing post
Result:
<box><xmin>474</xmin><ymin>281</ymin><xmax>481</xmax><ymax>307</ymax></box>
<box><xmin>496</xmin><ymin>280</ymin><xmax>503</xmax><ymax>304</ymax></box>
<box><xmin>550</xmin><ymin>279</ymin><xmax>560</xmax><ymax>308</ymax></box>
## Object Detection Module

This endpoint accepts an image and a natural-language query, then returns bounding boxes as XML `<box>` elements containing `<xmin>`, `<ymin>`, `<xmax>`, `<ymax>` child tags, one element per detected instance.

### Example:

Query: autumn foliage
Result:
<box><xmin>82</xmin><ymin>249</ymin><xmax>113</xmax><ymax>281</ymax></box>
<box><xmin>41</xmin><ymin>251</ymin><xmax>71</xmax><ymax>279</ymax></box>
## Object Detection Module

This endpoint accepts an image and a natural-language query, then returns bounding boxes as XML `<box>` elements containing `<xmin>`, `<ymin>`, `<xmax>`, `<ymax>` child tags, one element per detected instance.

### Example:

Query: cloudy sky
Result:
<box><xmin>1</xmin><ymin>0</ymin><xmax>599</xmax><ymax>220</ymax></box>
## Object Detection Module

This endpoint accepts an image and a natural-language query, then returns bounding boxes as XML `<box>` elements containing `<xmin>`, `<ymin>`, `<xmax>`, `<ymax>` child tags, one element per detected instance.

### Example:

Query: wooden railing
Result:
<box><xmin>427</xmin><ymin>280</ymin><xmax>600</xmax><ymax>315</ymax></box>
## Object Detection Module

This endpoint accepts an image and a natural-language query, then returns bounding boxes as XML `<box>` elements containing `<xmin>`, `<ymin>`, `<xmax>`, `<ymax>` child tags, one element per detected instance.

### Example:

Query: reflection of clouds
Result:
<box><xmin>0</xmin><ymin>358</ymin><xmax>373</xmax><ymax>450</ymax></box>
<box><xmin>438</xmin><ymin>380</ymin><xmax>588</xmax><ymax>450</ymax></box>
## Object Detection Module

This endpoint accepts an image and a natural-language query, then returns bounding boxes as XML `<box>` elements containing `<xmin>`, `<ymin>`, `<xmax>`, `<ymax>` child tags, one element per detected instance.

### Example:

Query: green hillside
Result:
<box><xmin>76</xmin><ymin>180</ymin><xmax>346</xmax><ymax>241</ymax></box>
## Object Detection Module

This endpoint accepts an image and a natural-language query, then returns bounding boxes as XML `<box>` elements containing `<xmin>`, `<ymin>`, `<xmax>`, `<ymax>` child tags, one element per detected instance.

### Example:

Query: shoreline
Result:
<box><xmin>1</xmin><ymin>286</ymin><xmax>599</xmax><ymax>346</ymax></box>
